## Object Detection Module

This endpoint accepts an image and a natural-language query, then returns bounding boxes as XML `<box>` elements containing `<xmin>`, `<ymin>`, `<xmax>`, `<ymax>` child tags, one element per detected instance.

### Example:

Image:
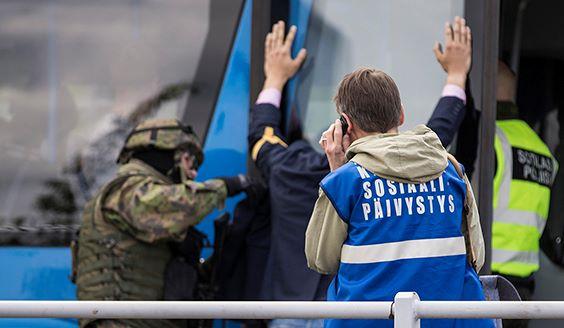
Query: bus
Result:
<box><xmin>0</xmin><ymin>0</ymin><xmax>562</xmax><ymax>327</ymax></box>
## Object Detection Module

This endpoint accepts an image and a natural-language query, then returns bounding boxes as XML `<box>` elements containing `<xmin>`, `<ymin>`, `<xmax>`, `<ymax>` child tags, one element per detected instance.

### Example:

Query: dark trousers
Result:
<box><xmin>494</xmin><ymin>272</ymin><xmax>535</xmax><ymax>328</ymax></box>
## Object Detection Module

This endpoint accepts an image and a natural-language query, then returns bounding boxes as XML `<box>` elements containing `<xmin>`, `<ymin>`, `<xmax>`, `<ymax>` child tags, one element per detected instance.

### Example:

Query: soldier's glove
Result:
<box><xmin>218</xmin><ymin>175</ymin><xmax>267</xmax><ymax>199</ymax></box>
<box><xmin>218</xmin><ymin>174</ymin><xmax>247</xmax><ymax>196</ymax></box>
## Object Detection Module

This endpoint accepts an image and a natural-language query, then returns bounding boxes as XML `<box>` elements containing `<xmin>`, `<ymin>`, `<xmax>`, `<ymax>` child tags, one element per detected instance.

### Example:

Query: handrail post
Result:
<box><xmin>394</xmin><ymin>292</ymin><xmax>420</xmax><ymax>328</ymax></box>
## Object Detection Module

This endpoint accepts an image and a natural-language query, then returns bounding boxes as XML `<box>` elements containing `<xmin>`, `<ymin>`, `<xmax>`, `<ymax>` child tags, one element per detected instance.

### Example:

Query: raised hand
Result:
<box><xmin>433</xmin><ymin>16</ymin><xmax>472</xmax><ymax>88</ymax></box>
<box><xmin>263</xmin><ymin>21</ymin><xmax>307</xmax><ymax>91</ymax></box>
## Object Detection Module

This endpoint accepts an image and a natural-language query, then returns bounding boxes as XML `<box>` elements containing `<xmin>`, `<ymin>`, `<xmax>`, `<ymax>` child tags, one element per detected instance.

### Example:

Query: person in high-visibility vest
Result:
<box><xmin>492</xmin><ymin>60</ymin><xmax>558</xmax><ymax>328</ymax></box>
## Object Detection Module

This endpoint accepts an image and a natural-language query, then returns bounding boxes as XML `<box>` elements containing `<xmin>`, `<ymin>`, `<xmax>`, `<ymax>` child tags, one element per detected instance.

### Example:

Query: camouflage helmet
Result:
<box><xmin>118</xmin><ymin>118</ymin><xmax>203</xmax><ymax>165</ymax></box>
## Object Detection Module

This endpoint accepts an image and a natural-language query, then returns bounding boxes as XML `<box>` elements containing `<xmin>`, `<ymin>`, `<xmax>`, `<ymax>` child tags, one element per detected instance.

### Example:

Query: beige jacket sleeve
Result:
<box><xmin>305</xmin><ymin>188</ymin><xmax>348</xmax><ymax>275</ymax></box>
<box><xmin>463</xmin><ymin>174</ymin><xmax>486</xmax><ymax>272</ymax></box>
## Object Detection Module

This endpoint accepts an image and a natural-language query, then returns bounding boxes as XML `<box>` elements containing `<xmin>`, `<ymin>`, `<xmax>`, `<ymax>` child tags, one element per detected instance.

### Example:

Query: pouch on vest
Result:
<box><xmin>171</xmin><ymin>227</ymin><xmax>208</xmax><ymax>264</ymax></box>
<box><xmin>197</xmin><ymin>212</ymin><xmax>231</xmax><ymax>302</ymax></box>
<box><xmin>163</xmin><ymin>226</ymin><xmax>207</xmax><ymax>300</ymax></box>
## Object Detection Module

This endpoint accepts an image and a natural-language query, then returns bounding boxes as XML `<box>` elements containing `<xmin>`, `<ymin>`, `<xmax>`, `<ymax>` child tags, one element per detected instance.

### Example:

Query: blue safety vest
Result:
<box><xmin>320</xmin><ymin>161</ymin><xmax>493</xmax><ymax>328</ymax></box>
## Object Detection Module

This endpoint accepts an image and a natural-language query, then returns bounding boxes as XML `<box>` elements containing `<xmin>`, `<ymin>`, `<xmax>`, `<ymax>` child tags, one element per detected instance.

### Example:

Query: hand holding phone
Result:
<box><xmin>339</xmin><ymin>115</ymin><xmax>349</xmax><ymax>135</ymax></box>
<box><xmin>320</xmin><ymin>117</ymin><xmax>351</xmax><ymax>171</ymax></box>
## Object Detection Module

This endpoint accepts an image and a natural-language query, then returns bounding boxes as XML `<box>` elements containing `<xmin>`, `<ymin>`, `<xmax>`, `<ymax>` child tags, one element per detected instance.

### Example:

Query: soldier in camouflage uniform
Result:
<box><xmin>75</xmin><ymin>119</ymin><xmax>248</xmax><ymax>328</ymax></box>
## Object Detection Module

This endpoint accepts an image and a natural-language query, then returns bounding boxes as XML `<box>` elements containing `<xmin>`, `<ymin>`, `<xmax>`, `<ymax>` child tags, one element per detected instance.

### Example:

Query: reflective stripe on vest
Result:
<box><xmin>341</xmin><ymin>236</ymin><xmax>466</xmax><ymax>264</ymax></box>
<box><xmin>321</xmin><ymin>160</ymin><xmax>488</xmax><ymax>312</ymax></box>
<box><xmin>492</xmin><ymin>120</ymin><xmax>558</xmax><ymax>277</ymax></box>
<box><xmin>493</xmin><ymin>248</ymin><xmax>539</xmax><ymax>265</ymax></box>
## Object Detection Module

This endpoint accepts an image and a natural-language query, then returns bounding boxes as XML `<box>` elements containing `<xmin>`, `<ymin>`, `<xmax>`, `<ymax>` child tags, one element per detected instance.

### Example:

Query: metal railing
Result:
<box><xmin>2</xmin><ymin>293</ymin><xmax>564</xmax><ymax>328</ymax></box>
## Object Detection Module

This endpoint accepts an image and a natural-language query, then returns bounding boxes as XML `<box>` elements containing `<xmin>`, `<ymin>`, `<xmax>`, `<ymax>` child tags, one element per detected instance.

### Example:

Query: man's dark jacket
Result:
<box><xmin>248</xmin><ymin>95</ymin><xmax>467</xmax><ymax>301</ymax></box>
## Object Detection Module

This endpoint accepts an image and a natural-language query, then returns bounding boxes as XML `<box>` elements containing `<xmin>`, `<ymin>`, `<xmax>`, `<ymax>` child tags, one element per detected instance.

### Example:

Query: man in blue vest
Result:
<box><xmin>305</xmin><ymin>19</ymin><xmax>494</xmax><ymax>328</ymax></box>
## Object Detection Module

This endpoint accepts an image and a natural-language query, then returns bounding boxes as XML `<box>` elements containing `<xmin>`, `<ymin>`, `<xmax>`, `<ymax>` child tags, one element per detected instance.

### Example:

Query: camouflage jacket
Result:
<box><xmin>76</xmin><ymin>159</ymin><xmax>226</xmax><ymax>328</ymax></box>
<box><xmin>104</xmin><ymin>159</ymin><xmax>227</xmax><ymax>242</ymax></box>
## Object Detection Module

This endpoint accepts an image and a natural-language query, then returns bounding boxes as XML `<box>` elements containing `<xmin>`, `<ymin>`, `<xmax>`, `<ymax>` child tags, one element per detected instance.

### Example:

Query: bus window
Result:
<box><xmin>0</xmin><ymin>0</ymin><xmax>213</xmax><ymax>246</ymax></box>
<box><xmin>293</xmin><ymin>0</ymin><xmax>464</xmax><ymax>151</ymax></box>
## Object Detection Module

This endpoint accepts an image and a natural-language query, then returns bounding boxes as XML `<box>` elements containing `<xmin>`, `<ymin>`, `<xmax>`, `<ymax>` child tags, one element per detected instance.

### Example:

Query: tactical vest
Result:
<box><xmin>492</xmin><ymin>119</ymin><xmax>558</xmax><ymax>277</ymax></box>
<box><xmin>76</xmin><ymin>173</ymin><xmax>181</xmax><ymax>328</ymax></box>
<box><xmin>321</xmin><ymin>161</ymin><xmax>492</xmax><ymax>328</ymax></box>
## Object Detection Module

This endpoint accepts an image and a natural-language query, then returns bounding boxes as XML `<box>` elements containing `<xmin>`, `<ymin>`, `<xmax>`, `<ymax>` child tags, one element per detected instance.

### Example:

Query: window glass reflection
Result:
<box><xmin>0</xmin><ymin>0</ymin><xmax>210</xmax><ymax>244</ymax></box>
<box><xmin>295</xmin><ymin>0</ymin><xmax>464</xmax><ymax>151</ymax></box>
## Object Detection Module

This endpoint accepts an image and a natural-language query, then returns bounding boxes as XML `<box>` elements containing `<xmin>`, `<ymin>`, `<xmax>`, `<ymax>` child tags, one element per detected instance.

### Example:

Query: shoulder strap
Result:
<box><xmin>446</xmin><ymin>153</ymin><xmax>477</xmax><ymax>269</ymax></box>
<box><xmin>447</xmin><ymin>153</ymin><xmax>465</xmax><ymax>179</ymax></box>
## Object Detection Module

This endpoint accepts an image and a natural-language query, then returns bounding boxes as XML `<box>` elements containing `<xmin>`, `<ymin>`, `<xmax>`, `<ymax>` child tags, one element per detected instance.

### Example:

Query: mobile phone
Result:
<box><xmin>339</xmin><ymin>115</ymin><xmax>349</xmax><ymax>135</ymax></box>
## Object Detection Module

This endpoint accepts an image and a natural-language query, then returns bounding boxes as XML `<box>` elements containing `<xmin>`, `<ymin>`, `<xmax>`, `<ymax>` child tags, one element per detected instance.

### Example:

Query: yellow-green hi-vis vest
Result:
<box><xmin>492</xmin><ymin>119</ymin><xmax>558</xmax><ymax>277</ymax></box>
